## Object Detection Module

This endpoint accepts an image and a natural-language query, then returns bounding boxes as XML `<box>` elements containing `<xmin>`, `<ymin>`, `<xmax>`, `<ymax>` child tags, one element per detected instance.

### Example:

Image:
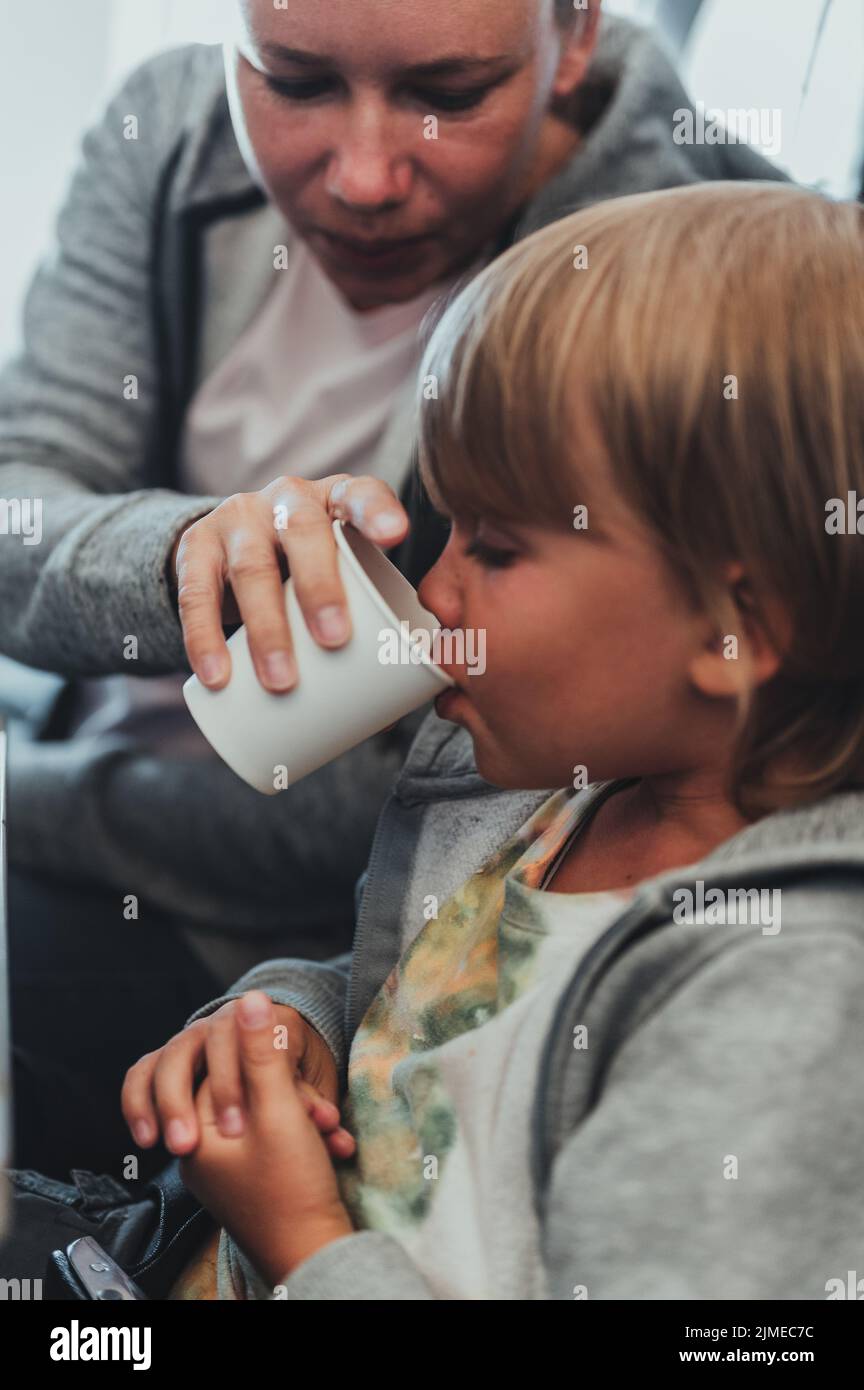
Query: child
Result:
<box><xmin>14</xmin><ymin>179</ymin><xmax>864</xmax><ymax>1299</ymax></box>
<box><xmin>162</xmin><ymin>179</ymin><xmax>864</xmax><ymax>1300</ymax></box>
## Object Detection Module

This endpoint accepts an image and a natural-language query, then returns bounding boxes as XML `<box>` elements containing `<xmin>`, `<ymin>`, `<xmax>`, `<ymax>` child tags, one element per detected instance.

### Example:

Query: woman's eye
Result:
<box><xmin>265</xmin><ymin>76</ymin><xmax>337</xmax><ymax>102</ymax></box>
<box><xmin>264</xmin><ymin>77</ymin><xmax>494</xmax><ymax>112</ymax></box>
<box><xmin>414</xmin><ymin>86</ymin><xmax>493</xmax><ymax>113</ymax></box>
<box><xmin>465</xmin><ymin>538</ymin><xmax>518</xmax><ymax>570</ymax></box>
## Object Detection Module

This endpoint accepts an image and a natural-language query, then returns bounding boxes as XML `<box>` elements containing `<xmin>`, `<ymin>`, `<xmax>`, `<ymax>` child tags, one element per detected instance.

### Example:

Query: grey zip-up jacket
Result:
<box><xmin>189</xmin><ymin>712</ymin><xmax>864</xmax><ymax>1300</ymax></box>
<box><xmin>0</xmin><ymin>18</ymin><xmax>786</xmax><ymax>974</ymax></box>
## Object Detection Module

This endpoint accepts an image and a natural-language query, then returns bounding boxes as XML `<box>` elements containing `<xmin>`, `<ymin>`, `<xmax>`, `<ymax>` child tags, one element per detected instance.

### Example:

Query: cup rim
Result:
<box><xmin>332</xmin><ymin>519</ymin><xmax>454</xmax><ymax>689</ymax></box>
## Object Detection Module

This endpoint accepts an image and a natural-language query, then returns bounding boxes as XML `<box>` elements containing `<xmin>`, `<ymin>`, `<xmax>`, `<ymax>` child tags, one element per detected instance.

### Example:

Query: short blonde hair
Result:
<box><xmin>418</xmin><ymin>181</ymin><xmax>864</xmax><ymax>817</ymax></box>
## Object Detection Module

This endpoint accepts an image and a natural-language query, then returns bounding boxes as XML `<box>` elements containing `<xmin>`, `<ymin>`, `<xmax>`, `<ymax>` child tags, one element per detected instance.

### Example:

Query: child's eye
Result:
<box><xmin>465</xmin><ymin>538</ymin><xmax>519</xmax><ymax>570</ymax></box>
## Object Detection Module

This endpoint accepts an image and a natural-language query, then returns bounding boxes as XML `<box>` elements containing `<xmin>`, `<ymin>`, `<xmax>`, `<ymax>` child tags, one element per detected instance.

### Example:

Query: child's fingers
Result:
<box><xmin>144</xmin><ymin>1025</ymin><xmax>211</xmax><ymax>1154</ymax></box>
<box><xmin>122</xmin><ymin>1015</ymin><xmax>222</xmax><ymax>1152</ymax></box>
<box><xmin>324</xmin><ymin>1128</ymin><xmax>357</xmax><ymax>1160</ymax></box>
<box><xmin>296</xmin><ymin>1103</ymin><xmax>356</xmax><ymax>1159</ymax></box>
<box><xmin>236</xmin><ymin>990</ymin><xmax>301</xmax><ymax>1119</ymax></box>
<box><xmin>205</xmin><ymin>1002</ymin><xmax>246</xmax><ymax>1138</ymax></box>
<box><xmin>194</xmin><ymin>1076</ymin><xmax>218</xmax><ymax>1129</ymax></box>
<box><xmin>121</xmin><ymin>1049</ymin><xmax>162</xmax><ymax>1150</ymax></box>
<box><xmin>295</xmin><ymin>1080</ymin><xmax>356</xmax><ymax>1157</ymax></box>
<box><xmin>296</xmin><ymin>1078</ymin><xmax>340</xmax><ymax>1129</ymax></box>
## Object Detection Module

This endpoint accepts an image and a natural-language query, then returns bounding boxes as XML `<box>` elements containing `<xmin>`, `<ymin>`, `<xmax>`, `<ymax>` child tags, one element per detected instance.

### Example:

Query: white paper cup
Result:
<box><xmin>182</xmin><ymin>520</ymin><xmax>454</xmax><ymax>794</ymax></box>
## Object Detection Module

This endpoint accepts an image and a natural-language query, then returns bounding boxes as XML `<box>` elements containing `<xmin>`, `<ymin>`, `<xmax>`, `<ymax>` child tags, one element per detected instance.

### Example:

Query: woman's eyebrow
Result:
<box><xmin>260</xmin><ymin>43</ymin><xmax>333</xmax><ymax>67</ymax></box>
<box><xmin>259</xmin><ymin>42</ymin><xmax>517</xmax><ymax>78</ymax></box>
<box><xmin>400</xmin><ymin>56</ymin><xmax>519</xmax><ymax>78</ymax></box>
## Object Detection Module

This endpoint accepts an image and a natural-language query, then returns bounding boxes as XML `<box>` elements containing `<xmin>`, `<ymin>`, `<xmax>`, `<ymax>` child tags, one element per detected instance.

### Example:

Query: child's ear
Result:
<box><xmin>688</xmin><ymin>564</ymin><xmax>785</xmax><ymax>700</ymax></box>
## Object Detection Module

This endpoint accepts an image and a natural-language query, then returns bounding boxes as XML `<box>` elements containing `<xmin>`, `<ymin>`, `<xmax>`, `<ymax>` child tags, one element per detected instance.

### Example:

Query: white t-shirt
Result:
<box><xmin>180</xmin><ymin>238</ymin><xmax>454</xmax><ymax>498</ymax></box>
<box><xmin>69</xmin><ymin>240</ymin><xmax>459</xmax><ymax>754</ymax></box>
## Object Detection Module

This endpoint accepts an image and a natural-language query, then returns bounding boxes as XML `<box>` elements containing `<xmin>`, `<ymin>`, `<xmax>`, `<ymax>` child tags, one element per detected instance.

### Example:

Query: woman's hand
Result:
<box><xmin>180</xmin><ymin>991</ymin><xmax>355</xmax><ymax>1288</ymax></box>
<box><xmin>121</xmin><ymin>996</ymin><xmax>355</xmax><ymax>1162</ymax></box>
<box><xmin>169</xmin><ymin>473</ymin><xmax>409</xmax><ymax>693</ymax></box>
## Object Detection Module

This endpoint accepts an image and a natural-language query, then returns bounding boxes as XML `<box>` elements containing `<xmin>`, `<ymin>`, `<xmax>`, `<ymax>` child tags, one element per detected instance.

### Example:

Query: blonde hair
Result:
<box><xmin>418</xmin><ymin>181</ymin><xmax>864</xmax><ymax>817</ymax></box>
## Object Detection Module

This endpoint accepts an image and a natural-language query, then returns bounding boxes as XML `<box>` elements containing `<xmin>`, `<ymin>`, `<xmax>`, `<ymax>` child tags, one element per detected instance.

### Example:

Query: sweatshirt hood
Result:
<box><xmin>516</xmin><ymin>13</ymin><xmax>788</xmax><ymax>240</ymax></box>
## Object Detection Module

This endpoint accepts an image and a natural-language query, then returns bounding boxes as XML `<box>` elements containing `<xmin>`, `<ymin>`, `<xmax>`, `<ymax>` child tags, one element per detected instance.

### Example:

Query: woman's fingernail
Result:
<box><xmin>133</xmin><ymin>1121</ymin><xmax>153</xmax><ymax>1147</ymax></box>
<box><xmin>314</xmin><ymin>607</ymin><xmax>349</xmax><ymax>644</ymax></box>
<box><xmin>219</xmin><ymin>1106</ymin><xmax>245</xmax><ymax>1137</ymax></box>
<box><xmin>371</xmin><ymin>511</ymin><xmax>404</xmax><ymax>539</ymax></box>
<box><xmin>263</xmin><ymin>652</ymin><xmax>297</xmax><ymax>689</ymax></box>
<box><xmin>166</xmin><ymin>1119</ymin><xmax>190</xmax><ymax>1151</ymax></box>
<box><xmin>198</xmin><ymin>654</ymin><xmax>226</xmax><ymax>687</ymax></box>
<box><xmin>238</xmin><ymin>992</ymin><xmax>270</xmax><ymax>1028</ymax></box>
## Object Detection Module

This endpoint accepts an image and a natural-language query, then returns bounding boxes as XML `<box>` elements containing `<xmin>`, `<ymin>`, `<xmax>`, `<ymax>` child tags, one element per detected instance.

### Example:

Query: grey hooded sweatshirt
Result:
<box><xmin>189</xmin><ymin>713</ymin><xmax>864</xmax><ymax>1300</ymax></box>
<box><xmin>0</xmin><ymin>17</ymin><xmax>786</xmax><ymax>976</ymax></box>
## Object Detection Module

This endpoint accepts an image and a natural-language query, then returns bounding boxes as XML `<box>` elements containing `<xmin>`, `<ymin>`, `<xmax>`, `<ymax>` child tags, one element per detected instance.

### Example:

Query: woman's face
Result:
<box><xmin>417</xmin><ymin>493</ymin><xmax>731</xmax><ymax>795</ymax></box>
<box><xmin>226</xmin><ymin>0</ymin><xmax>594</xmax><ymax>309</ymax></box>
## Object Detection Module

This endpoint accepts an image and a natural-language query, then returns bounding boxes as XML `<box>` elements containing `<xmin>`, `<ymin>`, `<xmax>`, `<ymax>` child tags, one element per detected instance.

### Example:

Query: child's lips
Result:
<box><xmin>435</xmin><ymin>686</ymin><xmax>467</xmax><ymax>722</ymax></box>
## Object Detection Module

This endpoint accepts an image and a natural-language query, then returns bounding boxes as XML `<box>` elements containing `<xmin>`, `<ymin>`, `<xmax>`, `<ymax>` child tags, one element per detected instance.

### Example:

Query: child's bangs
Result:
<box><xmin>417</xmin><ymin>242</ymin><xmax>594</xmax><ymax>530</ymax></box>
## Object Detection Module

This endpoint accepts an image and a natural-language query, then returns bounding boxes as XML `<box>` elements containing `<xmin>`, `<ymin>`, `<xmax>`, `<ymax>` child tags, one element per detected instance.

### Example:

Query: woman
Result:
<box><xmin>0</xmin><ymin>0</ymin><xmax>785</xmax><ymax>1178</ymax></box>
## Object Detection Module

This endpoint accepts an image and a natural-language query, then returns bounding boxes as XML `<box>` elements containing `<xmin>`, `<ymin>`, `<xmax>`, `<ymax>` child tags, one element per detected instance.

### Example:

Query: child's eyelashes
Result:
<box><xmin>464</xmin><ymin>538</ymin><xmax>519</xmax><ymax>570</ymax></box>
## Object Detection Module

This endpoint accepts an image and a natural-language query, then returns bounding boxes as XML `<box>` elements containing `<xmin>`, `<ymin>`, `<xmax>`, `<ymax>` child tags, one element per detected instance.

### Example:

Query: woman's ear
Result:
<box><xmin>688</xmin><ymin>564</ymin><xmax>786</xmax><ymax>700</ymax></box>
<box><xmin>551</xmin><ymin>3</ymin><xmax>602</xmax><ymax>100</ymax></box>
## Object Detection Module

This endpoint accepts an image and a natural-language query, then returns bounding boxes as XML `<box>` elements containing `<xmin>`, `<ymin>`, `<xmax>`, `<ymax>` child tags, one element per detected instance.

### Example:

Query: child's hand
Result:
<box><xmin>180</xmin><ymin>991</ymin><xmax>356</xmax><ymax>1287</ymax></box>
<box><xmin>122</xmin><ymin>995</ymin><xmax>355</xmax><ymax>1161</ymax></box>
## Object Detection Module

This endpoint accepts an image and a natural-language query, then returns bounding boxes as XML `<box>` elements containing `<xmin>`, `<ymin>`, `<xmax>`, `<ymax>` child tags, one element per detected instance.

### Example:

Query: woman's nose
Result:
<box><xmin>326</xmin><ymin>104</ymin><xmax>413</xmax><ymax>210</ymax></box>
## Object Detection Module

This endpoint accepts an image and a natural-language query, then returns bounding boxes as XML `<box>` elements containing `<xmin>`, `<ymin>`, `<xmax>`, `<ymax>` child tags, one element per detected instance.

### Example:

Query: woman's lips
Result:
<box><xmin>313</xmin><ymin>228</ymin><xmax>433</xmax><ymax>273</ymax></box>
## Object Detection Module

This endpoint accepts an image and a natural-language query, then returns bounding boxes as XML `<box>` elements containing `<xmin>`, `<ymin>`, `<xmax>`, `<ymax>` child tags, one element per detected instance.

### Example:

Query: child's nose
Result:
<box><xmin>418</xmin><ymin>559</ymin><xmax>461</xmax><ymax>632</ymax></box>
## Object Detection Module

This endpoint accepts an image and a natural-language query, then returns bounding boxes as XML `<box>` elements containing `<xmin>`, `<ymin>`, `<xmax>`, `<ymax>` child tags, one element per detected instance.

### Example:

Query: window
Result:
<box><xmin>608</xmin><ymin>0</ymin><xmax>864</xmax><ymax>196</ymax></box>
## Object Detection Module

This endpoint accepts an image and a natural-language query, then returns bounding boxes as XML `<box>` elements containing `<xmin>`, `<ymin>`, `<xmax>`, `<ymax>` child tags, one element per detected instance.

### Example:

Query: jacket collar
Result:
<box><xmin>173</xmin><ymin>48</ymin><xmax>263</xmax><ymax>214</ymax></box>
<box><xmin>394</xmin><ymin>716</ymin><xmax>499</xmax><ymax>805</ymax></box>
<box><xmin>398</xmin><ymin>710</ymin><xmax>864</xmax><ymax>878</ymax></box>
